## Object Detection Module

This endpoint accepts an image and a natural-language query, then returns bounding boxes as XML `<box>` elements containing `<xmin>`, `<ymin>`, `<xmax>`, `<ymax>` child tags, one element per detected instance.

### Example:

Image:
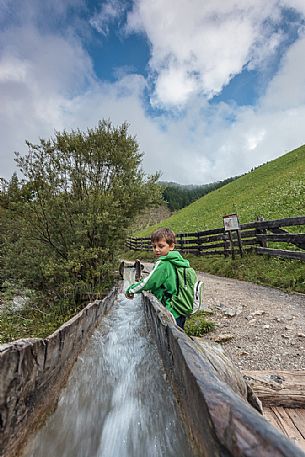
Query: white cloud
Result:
<box><xmin>262</xmin><ymin>34</ymin><xmax>305</xmax><ymax>109</ymax></box>
<box><xmin>1</xmin><ymin>0</ymin><xmax>305</xmax><ymax>187</ymax></box>
<box><xmin>89</xmin><ymin>0</ymin><xmax>127</xmax><ymax>36</ymax></box>
<box><xmin>281</xmin><ymin>0</ymin><xmax>305</xmax><ymax>16</ymax></box>
<box><xmin>127</xmin><ymin>0</ymin><xmax>286</xmax><ymax>107</ymax></box>
<box><xmin>152</xmin><ymin>66</ymin><xmax>198</xmax><ymax>107</ymax></box>
<box><xmin>0</xmin><ymin>24</ymin><xmax>95</xmax><ymax>178</ymax></box>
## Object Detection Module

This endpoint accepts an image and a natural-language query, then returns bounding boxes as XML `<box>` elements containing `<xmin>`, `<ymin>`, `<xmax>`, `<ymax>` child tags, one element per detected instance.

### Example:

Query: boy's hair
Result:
<box><xmin>150</xmin><ymin>227</ymin><xmax>176</xmax><ymax>245</ymax></box>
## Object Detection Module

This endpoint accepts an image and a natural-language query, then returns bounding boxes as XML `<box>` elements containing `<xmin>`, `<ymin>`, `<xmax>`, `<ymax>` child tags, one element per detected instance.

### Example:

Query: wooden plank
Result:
<box><xmin>180</xmin><ymin>249</ymin><xmax>224</xmax><ymax>255</ymax></box>
<box><xmin>196</xmin><ymin>242</ymin><xmax>225</xmax><ymax>250</ymax></box>
<box><xmin>240</xmin><ymin>229</ymin><xmax>257</xmax><ymax>238</ymax></box>
<box><xmin>177</xmin><ymin>227</ymin><xmax>225</xmax><ymax>237</ymax></box>
<box><xmin>241</xmin><ymin>215</ymin><xmax>305</xmax><ymax>230</ymax></box>
<box><xmin>256</xmin><ymin>247</ymin><xmax>305</xmax><ymax>261</ymax></box>
<box><xmin>268</xmin><ymin>407</ymin><xmax>300</xmax><ymax>438</ymax></box>
<box><xmin>177</xmin><ymin>243</ymin><xmax>224</xmax><ymax>251</ymax></box>
<box><xmin>286</xmin><ymin>409</ymin><xmax>305</xmax><ymax>438</ymax></box>
<box><xmin>264</xmin><ymin>407</ymin><xmax>305</xmax><ymax>452</ymax></box>
<box><xmin>232</xmin><ymin>239</ymin><xmax>257</xmax><ymax>247</ymax></box>
<box><xmin>257</xmin><ymin>233</ymin><xmax>305</xmax><ymax>244</ymax></box>
<box><xmin>175</xmin><ymin>236</ymin><xmax>227</xmax><ymax>246</ymax></box>
<box><xmin>243</xmin><ymin>370</ymin><xmax>305</xmax><ymax>407</ymax></box>
<box><xmin>198</xmin><ymin>233</ymin><xmax>227</xmax><ymax>243</ymax></box>
<box><xmin>269</xmin><ymin>227</ymin><xmax>305</xmax><ymax>249</ymax></box>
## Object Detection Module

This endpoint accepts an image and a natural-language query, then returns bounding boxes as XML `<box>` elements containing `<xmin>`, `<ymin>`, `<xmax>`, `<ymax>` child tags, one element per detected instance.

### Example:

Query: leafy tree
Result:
<box><xmin>2</xmin><ymin>120</ymin><xmax>161</xmax><ymax>306</ymax></box>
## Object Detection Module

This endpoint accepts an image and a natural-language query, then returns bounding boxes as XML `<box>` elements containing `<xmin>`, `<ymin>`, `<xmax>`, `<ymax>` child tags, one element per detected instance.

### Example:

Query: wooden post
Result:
<box><xmin>197</xmin><ymin>232</ymin><xmax>201</xmax><ymax>256</ymax></box>
<box><xmin>224</xmin><ymin>233</ymin><xmax>230</xmax><ymax>257</ymax></box>
<box><xmin>134</xmin><ymin>259</ymin><xmax>141</xmax><ymax>281</ymax></box>
<box><xmin>228</xmin><ymin>230</ymin><xmax>235</xmax><ymax>259</ymax></box>
<box><xmin>236</xmin><ymin>229</ymin><xmax>243</xmax><ymax>257</ymax></box>
<box><xmin>256</xmin><ymin>216</ymin><xmax>267</xmax><ymax>248</ymax></box>
<box><xmin>179</xmin><ymin>234</ymin><xmax>184</xmax><ymax>253</ymax></box>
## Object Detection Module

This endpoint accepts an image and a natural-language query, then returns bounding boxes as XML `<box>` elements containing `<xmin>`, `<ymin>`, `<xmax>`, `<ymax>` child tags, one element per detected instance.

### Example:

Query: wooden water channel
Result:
<box><xmin>1</xmin><ymin>262</ymin><xmax>305</xmax><ymax>457</ymax></box>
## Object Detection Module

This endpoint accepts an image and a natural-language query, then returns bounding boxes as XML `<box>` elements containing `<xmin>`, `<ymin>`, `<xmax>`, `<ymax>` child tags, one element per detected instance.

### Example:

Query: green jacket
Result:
<box><xmin>125</xmin><ymin>250</ymin><xmax>190</xmax><ymax>318</ymax></box>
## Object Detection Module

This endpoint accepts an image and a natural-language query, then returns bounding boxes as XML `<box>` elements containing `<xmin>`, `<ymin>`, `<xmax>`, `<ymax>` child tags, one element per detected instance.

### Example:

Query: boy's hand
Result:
<box><xmin>125</xmin><ymin>291</ymin><xmax>134</xmax><ymax>299</ymax></box>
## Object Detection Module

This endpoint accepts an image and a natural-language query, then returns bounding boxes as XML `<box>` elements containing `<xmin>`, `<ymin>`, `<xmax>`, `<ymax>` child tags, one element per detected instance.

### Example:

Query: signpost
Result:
<box><xmin>223</xmin><ymin>214</ymin><xmax>243</xmax><ymax>259</ymax></box>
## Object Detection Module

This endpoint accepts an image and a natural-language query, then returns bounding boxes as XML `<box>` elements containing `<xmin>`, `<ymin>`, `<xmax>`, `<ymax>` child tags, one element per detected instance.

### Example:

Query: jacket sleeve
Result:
<box><xmin>125</xmin><ymin>261</ymin><xmax>167</xmax><ymax>294</ymax></box>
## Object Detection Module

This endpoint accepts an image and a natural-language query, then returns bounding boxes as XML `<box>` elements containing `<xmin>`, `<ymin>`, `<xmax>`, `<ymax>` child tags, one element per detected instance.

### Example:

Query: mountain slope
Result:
<box><xmin>138</xmin><ymin>144</ymin><xmax>305</xmax><ymax>235</ymax></box>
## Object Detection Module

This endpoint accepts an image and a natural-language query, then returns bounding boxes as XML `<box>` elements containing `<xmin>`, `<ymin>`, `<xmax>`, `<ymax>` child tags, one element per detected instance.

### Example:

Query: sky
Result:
<box><xmin>1</xmin><ymin>0</ymin><xmax>305</xmax><ymax>184</ymax></box>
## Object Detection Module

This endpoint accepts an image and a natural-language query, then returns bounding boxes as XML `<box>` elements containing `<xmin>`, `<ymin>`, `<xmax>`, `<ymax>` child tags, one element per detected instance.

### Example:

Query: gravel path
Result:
<box><xmin>199</xmin><ymin>272</ymin><xmax>305</xmax><ymax>371</ymax></box>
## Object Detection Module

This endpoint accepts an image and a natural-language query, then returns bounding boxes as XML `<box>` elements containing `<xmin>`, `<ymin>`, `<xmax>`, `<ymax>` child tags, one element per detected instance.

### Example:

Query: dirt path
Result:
<box><xmin>199</xmin><ymin>272</ymin><xmax>305</xmax><ymax>371</ymax></box>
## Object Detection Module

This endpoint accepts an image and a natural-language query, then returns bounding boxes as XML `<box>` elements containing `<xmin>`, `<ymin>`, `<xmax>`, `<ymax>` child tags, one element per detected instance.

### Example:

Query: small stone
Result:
<box><xmin>285</xmin><ymin>325</ymin><xmax>293</xmax><ymax>331</ymax></box>
<box><xmin>235</xmin><ymin>305</ymin><xmax>243</xmax><ymax>316</ymax></box>
<box><xmin>263</xmin><ymin>324</ymin><xmax>270</xmax><ymax>329</ymax></box>
<box><xmin>297</xmin><ymin>333</ymin><xmax>305</xmax><ymax>338</ymax></box>
<box><xmin>224</xmin><ymin>308</ymin><xmax>236</xmax><ymax>317</ymax></box>
<box><xmin>214</xmin><ymin>333</ymin><xmax>234</xmax><ymax>343</ymax></box>
<box><xmin>240</xmin><ymin>351</ymin><xmax>249</xmax><ymax>356</ymax></box>
<box><xmin>204</xmin><ymin>308</ymin><xmax>213</xmax><ymax>314</ymax></box>
<box><xmin>253</xmin><ymin>310</ymin><xmax>265</xmax><ymax>316</ymax></box>
<box><xmin>12</xmin><ymin>295</ymin><xmax>28</xmax><ymax>310</ymax></box>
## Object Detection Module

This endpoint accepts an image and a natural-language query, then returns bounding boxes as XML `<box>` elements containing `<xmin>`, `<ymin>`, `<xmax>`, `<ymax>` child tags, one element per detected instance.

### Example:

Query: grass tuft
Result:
<box><xmin>185</xmin><ymin>311</ymin><xmax>216</xmax><ymax>337</ymax></box>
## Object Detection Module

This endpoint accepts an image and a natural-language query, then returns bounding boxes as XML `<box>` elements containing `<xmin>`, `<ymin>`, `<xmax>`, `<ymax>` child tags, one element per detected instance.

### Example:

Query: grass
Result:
<box><xmin>185</xmin><ymin>311</ymin><xmax>216</xmax><ymax>337</ymax></box>
<box><xmin>0</xmin><ymin>280</ymin><xmax>111</xmax><ymax>344</ymax></box>
<box><xmin>0</xmin><ymin>300</ymin><xmax>85</xmax><ymax>344</ymax></box>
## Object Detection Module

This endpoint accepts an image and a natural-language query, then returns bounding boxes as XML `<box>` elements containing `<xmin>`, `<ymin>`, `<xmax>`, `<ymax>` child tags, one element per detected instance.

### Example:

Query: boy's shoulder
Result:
<box><xmin>153</xmin><ymin>257</ymin><xmax>174</xmax><ymax>271</ymax></box>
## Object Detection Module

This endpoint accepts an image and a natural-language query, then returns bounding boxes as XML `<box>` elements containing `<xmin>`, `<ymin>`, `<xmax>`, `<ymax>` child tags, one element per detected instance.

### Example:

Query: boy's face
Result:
<box><xmin>152</xmin><ymin>238</ymin><xmax>174</xmax><ymax>257</ymax></box>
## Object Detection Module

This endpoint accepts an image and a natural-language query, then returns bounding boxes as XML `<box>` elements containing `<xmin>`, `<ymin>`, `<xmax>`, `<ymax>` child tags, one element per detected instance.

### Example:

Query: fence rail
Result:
<box><xmin>126</xmin><ymin>215</ymin><xmax>305</xmax><ymax>262</ymax></box>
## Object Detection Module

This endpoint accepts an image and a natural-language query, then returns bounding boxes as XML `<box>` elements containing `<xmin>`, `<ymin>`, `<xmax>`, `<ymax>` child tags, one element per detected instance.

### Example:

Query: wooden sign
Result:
<box><xmin>223</xmin><ymin>213</ymin><xmax>240</xmax><ymax>231</ymax></box>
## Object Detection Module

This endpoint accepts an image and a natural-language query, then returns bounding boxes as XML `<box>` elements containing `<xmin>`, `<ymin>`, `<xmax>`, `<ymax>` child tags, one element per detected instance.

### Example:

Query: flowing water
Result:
<box><xmin>23</xmin><ymin>281</ymin><xmax>195</xmax><ymax>457</ymax></box>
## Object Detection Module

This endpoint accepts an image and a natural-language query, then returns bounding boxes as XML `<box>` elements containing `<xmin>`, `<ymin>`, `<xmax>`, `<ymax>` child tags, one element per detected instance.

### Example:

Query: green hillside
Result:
<box><xmin>138</xmin><ymin>144</ymin><xmax>305</xmax><ymax>236</ymax></box>
<box><xmin>126</xmin><ymin>145</ymin><xmax>305</xmax><ymax>295</ymax></box>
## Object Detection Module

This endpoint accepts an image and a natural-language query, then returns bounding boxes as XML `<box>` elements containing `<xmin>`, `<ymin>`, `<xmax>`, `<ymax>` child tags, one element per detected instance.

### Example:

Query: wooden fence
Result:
<box><xmin>126</xmin><ymin>215</ymin><xmax>305</xmax><ymax>262</ymax></box>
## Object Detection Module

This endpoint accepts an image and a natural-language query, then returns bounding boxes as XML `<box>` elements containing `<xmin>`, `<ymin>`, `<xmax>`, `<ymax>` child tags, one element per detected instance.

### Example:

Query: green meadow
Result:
<box><xmin>138</xmin><ymin>144</ymin><xmax>305</xmax><ymax>236</ymax></box>
<box><xmin>128</xmin><ymin>144</ymin><xmax>305</xmax><ymax>294</ymax></box>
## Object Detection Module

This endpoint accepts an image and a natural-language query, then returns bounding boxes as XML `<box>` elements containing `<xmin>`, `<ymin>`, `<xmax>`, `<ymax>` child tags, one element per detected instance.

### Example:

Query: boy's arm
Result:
<box><xmin>125</xmin><ymin>261</ymin><xmax>166</xmax><ymax>296</ymax></box>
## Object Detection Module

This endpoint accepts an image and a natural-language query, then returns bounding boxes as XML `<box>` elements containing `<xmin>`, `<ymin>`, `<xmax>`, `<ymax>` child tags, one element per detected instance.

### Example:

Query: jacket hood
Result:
<box><xmin>159</xmin><ymin>250</ymin><xmax>190</xmax><ymax>267</ymax></box>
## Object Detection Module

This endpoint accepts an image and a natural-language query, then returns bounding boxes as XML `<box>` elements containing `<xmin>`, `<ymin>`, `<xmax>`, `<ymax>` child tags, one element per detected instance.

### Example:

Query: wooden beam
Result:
<box><xmin>242</xmin><ymin>370</ymin><xmax>305</xmax><ymax>407</ymax></box>
<box><xmin>242</xmin><ymin>216</ymin><xmax>305</xmax><ymax>231</ymax></box>
<box><xmin>256</xmin><ymin>247</ymin><xmax>305</xmax><ymax>261</ymax></box>
<box><xmin>257</xmin><ymin>234</ymin><xmax>305</xmax><ymax>245</ymax></box>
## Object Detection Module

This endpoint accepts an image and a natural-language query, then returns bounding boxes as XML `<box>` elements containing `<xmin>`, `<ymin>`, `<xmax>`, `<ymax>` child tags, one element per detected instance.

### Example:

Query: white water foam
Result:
<box><xmin>23</xmin><ymin>283</ymin><xmax>194</xmax><ymax>457</ymax></box>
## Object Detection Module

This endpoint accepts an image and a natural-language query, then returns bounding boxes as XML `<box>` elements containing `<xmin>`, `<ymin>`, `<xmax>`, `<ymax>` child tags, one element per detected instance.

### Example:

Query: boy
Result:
<box><xmin>125</xmin><ymin>227</ymin><xmax>191</xmax><ymax>329</ymax></box>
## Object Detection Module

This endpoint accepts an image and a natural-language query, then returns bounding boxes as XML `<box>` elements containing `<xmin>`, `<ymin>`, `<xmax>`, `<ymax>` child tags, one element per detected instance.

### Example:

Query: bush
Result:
<box><xmin>1</xmin><ymin>120</ymin><xmax>161</xmax><ymax>308</ymax></box>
